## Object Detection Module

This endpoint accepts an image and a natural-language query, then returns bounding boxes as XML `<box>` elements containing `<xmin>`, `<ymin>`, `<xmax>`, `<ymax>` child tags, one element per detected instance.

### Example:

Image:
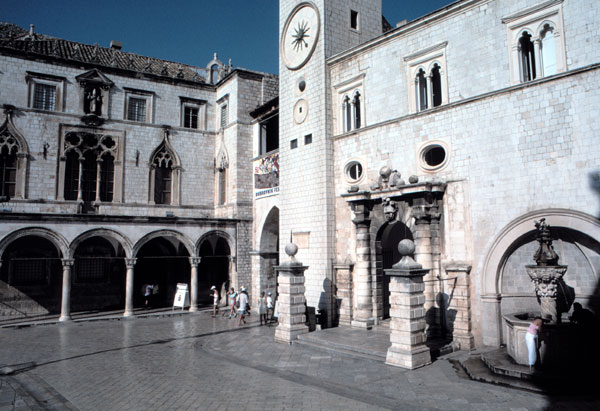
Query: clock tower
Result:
<box><xmin>278</xmin><ymin>0</ymin><xmax>382</xmax><ymax>326</ymax></box>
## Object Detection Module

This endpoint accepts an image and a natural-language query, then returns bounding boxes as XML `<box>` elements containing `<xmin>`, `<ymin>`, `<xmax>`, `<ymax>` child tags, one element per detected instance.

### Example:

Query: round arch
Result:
<box><xmin>258</xmin><ymin>206</ymin><xmax>279</xmax><ymax>250</ymax></box>
<box><xmin>133</xmin><ymin>230</ymin><xmax>195</xmax><ymax>258</ymax></box>
<box><xmin>70</xmin><ymin>228</ymin><xmax>133</xmax><ymax>259</ymax></box>
<box><xmin>196</xmin><ymin>230</ymin><xmax>235</xmax><ymax>258</ymax></box>
<box><xmin>480</xmin><ymin>208</ymin><xmax>600</xmax><ymax>346</ymax></box>
<box><xmin>0</xmin><ymin>227</ymin><xmax>68</xmax><ymax>259</ymax></box>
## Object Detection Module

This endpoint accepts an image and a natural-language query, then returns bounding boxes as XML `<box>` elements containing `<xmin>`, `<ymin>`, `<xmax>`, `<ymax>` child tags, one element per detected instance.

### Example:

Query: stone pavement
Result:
<box><xmin>0</xmin><ymin>313</ymin><xmax>598</xmax><ymax>411</ymax></box>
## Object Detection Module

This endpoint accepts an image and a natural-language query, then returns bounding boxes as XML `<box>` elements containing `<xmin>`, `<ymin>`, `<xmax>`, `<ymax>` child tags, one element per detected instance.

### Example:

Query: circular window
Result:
<box><xmin>344</xmin><ymin>160</ymin><xmax>364</xmax><ymax>183</ymax></box>
<box><xmin>419</xmin><ymin>142</ymin><xmax>450</xmax><ymax>172</ymax></box>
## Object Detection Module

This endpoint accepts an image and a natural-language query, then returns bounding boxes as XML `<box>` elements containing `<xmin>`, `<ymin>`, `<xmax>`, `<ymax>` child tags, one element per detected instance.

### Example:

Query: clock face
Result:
<box><xmin>281</xmin><ymin>3</ymin><xmax>320</xmax><ymax>70</ymax></box>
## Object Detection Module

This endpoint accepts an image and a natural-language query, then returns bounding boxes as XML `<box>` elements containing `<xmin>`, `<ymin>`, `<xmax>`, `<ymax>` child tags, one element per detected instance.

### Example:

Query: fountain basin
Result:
<box><xmin>504</xmin><ymin>312</ymin><xmax>578</xmax><ymax>369</ymax></box>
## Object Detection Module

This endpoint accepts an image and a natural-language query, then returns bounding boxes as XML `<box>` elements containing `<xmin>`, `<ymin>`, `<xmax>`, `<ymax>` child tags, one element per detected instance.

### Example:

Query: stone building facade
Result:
<box><xmin>1</xmin><ymin>0</ymin><xmax>599</xmax><ymax>352</ymax></box>
<box><xmin>0</xmin><ymin>23</ymin><xmax>277</xmax><ymax>319</ymax></box>
<box><xmin>275</xmin><ymin>0</ymin><xmax>600</xmax><ymax>348</ymax></box>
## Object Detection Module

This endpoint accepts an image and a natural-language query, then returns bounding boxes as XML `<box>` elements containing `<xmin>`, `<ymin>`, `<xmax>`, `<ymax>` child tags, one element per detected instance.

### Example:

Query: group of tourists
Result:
<box><xmin>210</xmin><ymin>286</ymin><xmax>276</xmax><ymax>326</ymax></box>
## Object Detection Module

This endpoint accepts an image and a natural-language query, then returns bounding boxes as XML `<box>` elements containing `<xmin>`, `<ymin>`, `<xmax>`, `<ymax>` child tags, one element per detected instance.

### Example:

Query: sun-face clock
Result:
<box><xmin>281</xmin><ymin>3</ymin><xmax>320</xmax><ymax>70</ymax></box>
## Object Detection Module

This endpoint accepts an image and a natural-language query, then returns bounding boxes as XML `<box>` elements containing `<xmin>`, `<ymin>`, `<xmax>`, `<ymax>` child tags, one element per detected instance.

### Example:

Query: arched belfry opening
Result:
<box><xmin>0</xmin><ymin>235</ymin><xmax>63</xmax><ymax>315</ymax></box>
<box><xmin>376</xmin><ymin>221</ymin><xmax>414</xmax><ymax>319</ymax></box>
<box><xmin>198</xmin><ymin>233</ymin><xmax>231</xmax><ymax>305</ymax></box>
<box><xmin>134</xmin><ymin>236</ymin><xmax>191</xmax><ymax>308</ymax></box>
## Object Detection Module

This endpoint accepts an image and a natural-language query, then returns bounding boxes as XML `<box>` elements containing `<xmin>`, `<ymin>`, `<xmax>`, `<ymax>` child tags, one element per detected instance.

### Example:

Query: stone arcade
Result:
<box><xmin>2</xmin><ymin>0</ymin><xmax>600</xmax><ymax>358</ymax></box>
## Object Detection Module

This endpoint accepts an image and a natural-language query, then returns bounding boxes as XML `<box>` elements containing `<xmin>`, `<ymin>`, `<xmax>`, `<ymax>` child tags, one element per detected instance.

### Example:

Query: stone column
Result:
<box><xmin>189</xmin><ymin>257</ymin><xmax>202</xmax><ymax>312</ymax></box>
<box><xmin>351</xmin><ymin>201</ymin><xmax>374</xmax><ymax>328</ymax></box>
<box><xmin>274</xmin><ymin>242</ymin><xmax>309</xmax><ymax>344</ymax></box>
<box><xmin>59</xmin><ymin>259</ymin><xmax>74</xmax><ymax>322</ymax></box>
<box><xmin>412</xmin><ymin>204</ymin><xmax>435</xmax><ymax>337</ymax></box>
<box><xmin>334</xmin><ymin>262</ymin><xmax>353</xmax><ymax>326</ymax></box>
<box><xmin>123</xmin><ymin>258</ymin><xmax>136</xmax><ymax>317</ymax></box>
<box><xmin>385</xmin><ymin>240</ymin><xmax>431</xmax><ymax>369</ymax></box>
<box><xmin>444</xmin><ymin>263</ymin><xmax>474</xmax><ymax>350</ymax></box>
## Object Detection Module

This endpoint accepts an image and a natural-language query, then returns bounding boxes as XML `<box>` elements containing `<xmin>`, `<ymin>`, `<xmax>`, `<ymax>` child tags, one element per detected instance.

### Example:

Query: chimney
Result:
<box><xmin>110</xmin><ymin>40</ymin><xmax>122</xmax><ymax>51</ymax></box>
<box><xmin>29</xmin><ymin>24</ymin><xmax>34</xmax><ymax>35</ymax></box>
<box><xmin>396</xmin><ymin>19</ymin><xmax>408</xmax><ymax>28</ymax></box>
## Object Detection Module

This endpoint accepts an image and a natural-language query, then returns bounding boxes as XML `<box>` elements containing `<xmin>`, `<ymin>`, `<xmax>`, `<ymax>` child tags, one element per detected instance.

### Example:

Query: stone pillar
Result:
<box><xmin>350</xmin><ymin>201</ymin><xmax>374</xmax><ymax>328</ymax></box>
<box><xmin>412</xmin><ymin>204</ymin><xmax>435</xmax><ymax>337</ymax></box>
<box><xmin>274</xmin><ymin>242</ymin><xmax>309</xmax><ymax>344</ymax></box>
<box><xmin>334</xmin><ymin>262</ymin><xmax>353</xmax><ymax>326</ymax></box>
<box><xmin>189</xmin><ymin>257</ymin><xmax>202</xmax><ymax>312</ymax></box>
<box><xmin>385</xmin><ymin>240</ymin><xmax>431</xmax><ymax>369</ymax></box>
<box><xmin>59</xmin><ymin>259</ymin><xmax>74</xmax><ymax>322</ymax></box>
<box><xmin>123</xmin><ymin>258</ymin><xmax>136</xmax><ymax>317</ymax></box>
<box><xmin>444</xmin><ymin>263</ymin><xmax>474</xmax><ymax>350</ymax></box>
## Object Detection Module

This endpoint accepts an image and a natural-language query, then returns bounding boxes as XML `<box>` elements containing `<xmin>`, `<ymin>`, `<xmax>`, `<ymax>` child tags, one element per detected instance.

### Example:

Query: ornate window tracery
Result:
<box><xmin>148</xmin><ymin>128</ymin><xmax>181</xmax><ymax>206</ymax></box>
<box><xmin>62</xmin><ymin>132</ymin><xmax>117</xmax><ymax>211</ymax></box>
<box><xmin>0</xmin><ymin>108</ymin><xmax>29</xmax><ymax>199</ymax></box>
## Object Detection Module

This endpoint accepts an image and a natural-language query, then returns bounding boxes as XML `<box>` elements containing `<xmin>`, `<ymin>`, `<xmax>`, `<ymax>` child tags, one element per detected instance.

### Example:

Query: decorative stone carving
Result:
<box><xmin>383</xmin><ymin>197</ymin><xmax>398</xmax><ymax>222</ymax></box>
<box><xmin>408</xmin><ymin>175</ymin><xmax>419</xmax><ymax>184</ymax></box>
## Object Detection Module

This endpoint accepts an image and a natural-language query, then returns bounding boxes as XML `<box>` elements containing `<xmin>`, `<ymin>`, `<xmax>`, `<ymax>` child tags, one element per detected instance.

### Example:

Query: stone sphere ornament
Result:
<box><xmin>408</xmin><ymin>175</ymin><xmax>419</xmax><ymax>184</ymax></box>
<box><xmin>285</xmin><ymin>242</ymin><xmax>298</xmax><ymax>257</ymax></box>
<box><xmin>379</xmin><ymin>166</ymin><xmax>392</xmax><ymax>179</ymax></box>
<box><xmin>397</xmin><ymin>239</ymin><xmax>416</xmax><ymax>256</ymax></box>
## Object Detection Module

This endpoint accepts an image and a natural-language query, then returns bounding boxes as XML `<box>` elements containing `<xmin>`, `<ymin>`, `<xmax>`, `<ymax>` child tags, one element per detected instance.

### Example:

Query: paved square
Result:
<box><xmin>0</xmin><ymin>314</ymin><xmax>598</xmax><ymax>410</ymax></box>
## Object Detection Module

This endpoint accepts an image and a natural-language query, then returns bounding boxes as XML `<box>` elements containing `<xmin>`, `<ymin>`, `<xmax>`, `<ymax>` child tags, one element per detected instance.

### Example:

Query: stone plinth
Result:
<box><xmin>274</xmin><ymin>244</ymin><xmax>309</xmax><ymax>344</ymax></box>
<box><xmin>334</xmin><ymin>263</ymin><xmax>353</xmax><ymax>326</ymax></box>
<box><xmin>444</xmin><ymin>263</ymin><xmax>474</xmax><ymax>350</ymax></box>
<box><xmin>384</xmin><ymin>239</ymin><xmax>431</xmax><ymax>369</ymax></box>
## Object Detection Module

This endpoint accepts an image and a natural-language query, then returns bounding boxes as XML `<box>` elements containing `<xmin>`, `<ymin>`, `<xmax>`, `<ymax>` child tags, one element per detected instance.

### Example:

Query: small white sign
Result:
<box><xmin>173</xmin><ymin>283</ymin><xmax>189</xmax><ymax>310</ymax></box>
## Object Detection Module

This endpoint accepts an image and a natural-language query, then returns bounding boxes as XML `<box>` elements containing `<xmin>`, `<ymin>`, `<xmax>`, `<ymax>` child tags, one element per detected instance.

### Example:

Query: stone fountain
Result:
<box><xmin>504</xmin><ymin>219</ymin><xmax>575</xmax><ymax>370</ymax></box>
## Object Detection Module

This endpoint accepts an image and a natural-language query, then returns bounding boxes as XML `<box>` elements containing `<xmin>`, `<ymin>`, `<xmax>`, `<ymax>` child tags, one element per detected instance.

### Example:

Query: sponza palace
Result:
<box><xmin>0</xmin><ymin>0</ymin><xmax>599</xmax><ymax>349</ymax></box>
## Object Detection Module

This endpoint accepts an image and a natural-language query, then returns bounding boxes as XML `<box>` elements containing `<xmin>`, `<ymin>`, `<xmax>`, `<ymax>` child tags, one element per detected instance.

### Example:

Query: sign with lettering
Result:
<box><xmin>254</xmin><ymin>152</ymin><xmax>279</xmax><ymax>198</ymax></box>
<box><xmin>173</xmin><ymin>283</ymin><xmax>189</xmax><ymax>310</ymax></box>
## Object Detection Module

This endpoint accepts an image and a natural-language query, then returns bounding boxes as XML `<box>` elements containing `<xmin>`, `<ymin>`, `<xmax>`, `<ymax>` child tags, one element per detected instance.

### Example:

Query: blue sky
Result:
<box><xmin>2</xmin><ymin>0</ymin><xmax>456</xmax><ymax>74</ymax></box>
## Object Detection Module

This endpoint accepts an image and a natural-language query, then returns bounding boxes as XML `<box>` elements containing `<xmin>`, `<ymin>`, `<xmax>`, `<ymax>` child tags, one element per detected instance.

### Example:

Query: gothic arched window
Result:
<box><xmin>431</xmin><ymin>64</ymin><xmax>442</xmax><ymax>107</ymax></box>
<box><xmin>0</xmin><ymin>113</ymin><xmax>29</xmax><ymax>199</ymax></box>
<box><xmin>62</xmin><ymin>132</ymin><xmax>116</xmax><ymax>211</ymax></box>
<box><xmin>153</xmin><ymin>150</ymin><xmax>173</xmax><ymax>205</ymax></box>
<box><xmin>0</xmin><ymin>144</ymin><xmax>17</xmax><ymax>198</ymax></box>
<box><xmin>148</xmin><ymin>130</ymin><xmax>181</xmax><ymax>206</ymax></box>
<box><xmin>519</xmin><ymin>31</ymin><xmax>536</xmax><ymax>82</ymax></box>
<box><xmin>416</xmin><ymin>68</ymin><xmax>428</xmax><ymax>111</ymax></box>
<box><xmin>343</xmin><ymin>95</ymin><xmax>351</xmax><ymax>133</ymax></box>
<box><xmin>353</xmin><ymin>91</ymin><xmax>361</xmax><ymax>129</ymax></box>
<box><xmin>540</xmin><ymin>24</ymin><xmax>557</xmax><ymax>77</ymax></box>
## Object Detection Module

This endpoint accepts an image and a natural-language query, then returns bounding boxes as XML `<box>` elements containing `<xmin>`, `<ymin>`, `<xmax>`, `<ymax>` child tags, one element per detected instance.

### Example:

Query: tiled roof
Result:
<box><xmin>0</xmin><ymin>22</ymin><xmax>207</xmax><ymax>84</ymax></box>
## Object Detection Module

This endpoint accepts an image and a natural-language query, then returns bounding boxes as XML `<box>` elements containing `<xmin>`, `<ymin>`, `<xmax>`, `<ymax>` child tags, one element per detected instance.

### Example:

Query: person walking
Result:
<box><xmin>259</xmin><ymin>291</ymin><xmax>267</xmax><ymax>325</ymax></box>
<box><xmin>237</xmin><ymin>287</ymin><xmax>249</xmax><ymax>326</ymax></box>
<box><xmin>225</xmin><ymin>287</ymin><xmax>238</xmax><ymax>319</ymax></box>
<box><xmin>266</xmin><ymin>292</ymin><xmax>274</xmax><ymax>325</ymax></box>
<box><xmin>210</xmin><ymin>285</ymin><xmax>219</xmax><ymax>317</ymax></box>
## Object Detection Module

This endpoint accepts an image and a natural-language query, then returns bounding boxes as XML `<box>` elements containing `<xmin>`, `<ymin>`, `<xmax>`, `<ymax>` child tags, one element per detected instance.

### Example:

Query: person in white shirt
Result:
<box><xmin>210</xmin><ymin>285</ymin><xmax>219</xmax><ymax>317</ymax></box>
<box><xmin>266</xmin><ymin>292</ymin><xmax>274</xmax><ymax>325</ymax></box>
<box><xmin>237</xmin><ymin>287</ymin><xmax>249</xmax><ymax>326</ymax></box>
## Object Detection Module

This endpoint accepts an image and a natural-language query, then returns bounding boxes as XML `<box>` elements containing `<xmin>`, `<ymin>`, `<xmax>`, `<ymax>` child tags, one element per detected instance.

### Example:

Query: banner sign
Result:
<box><xmin>254</xmin><ymin>152</ymin><xmax>279</xmax><ymax>198</ymax></box>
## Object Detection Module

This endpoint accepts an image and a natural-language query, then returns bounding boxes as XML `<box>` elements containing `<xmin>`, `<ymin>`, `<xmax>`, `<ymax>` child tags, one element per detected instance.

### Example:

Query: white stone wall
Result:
<box><xmin>333</xmin><ymin>68</ymin><xmax>600</xmax><ymax>344</ymax></box>
<box><xmin>329</xmin><ymin>0</ymin><xmax>600</xmax><ymax>127</ymax></box>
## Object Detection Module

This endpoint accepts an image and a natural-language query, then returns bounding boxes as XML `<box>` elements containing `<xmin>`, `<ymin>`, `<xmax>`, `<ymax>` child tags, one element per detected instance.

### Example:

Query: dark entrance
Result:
<box><xmin>135</xmin><ymin>237</ymin><xmax>190</xmax><ymax>308</ymax></box>
<box><xmin>376</xmin><ymin>222</ymin><xmax>414</xmax><ymax>319</ymax></box>
<box><xmin>0</xmin><ymin>236</ymin><xmax>62</xmax><ymax>315</ymax></box>
<box><xmin>198</xmin><ymin>235</ymin><xmax>230</xmax><ymax>306</ymax></box>
<box><xmin>72</xmin><ymin>237</ymin><xmax>126</xmax><ymax>312</ymax></box>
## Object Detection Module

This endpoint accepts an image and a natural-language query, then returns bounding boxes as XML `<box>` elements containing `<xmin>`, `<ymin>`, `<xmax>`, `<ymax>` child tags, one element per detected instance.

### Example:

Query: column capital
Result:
<box><xmin>351</xmin><ymin>200</ymin><xmax>372</xmax><ymax>226</ymax></box>
<box><xmin>125</xmin><ymin>258</ymin><xmax>137</xmax><ymax>268</ymax></box>
<box><xmin>189</xmin><ymin>257</ymin><xmax>202</xmax><ymax>266</ymax></box>
<box><xmin>61</xmin><ymin>259</ymin><xmax>74</xmax><ymax>268</ymax></box>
